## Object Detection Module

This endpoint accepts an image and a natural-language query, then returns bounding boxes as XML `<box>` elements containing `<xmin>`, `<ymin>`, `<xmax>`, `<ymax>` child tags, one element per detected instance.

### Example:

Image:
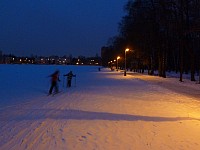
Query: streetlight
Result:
<box><xmin>107</xmin><ymin>61</ymin><xmax>110</xmax><ymax>67</ymax></box>
<box><xmin>124</xmin><ymin>48</ymin><xmax>130</xmax><ymax>76</ymax></box>
<box><xmin>117</xmin><ymin>56</ymin><xmax>120</xmax><ymax>71</ymax></box>
<box><xmin>113</xmin><ymin>60</ymin><xmax>116</xmax><ymax>70</ymax></box>
<box><xmin>110</xmin><ymin>61</ymin><xmax>113</xmax><ymax>71</ymax></box>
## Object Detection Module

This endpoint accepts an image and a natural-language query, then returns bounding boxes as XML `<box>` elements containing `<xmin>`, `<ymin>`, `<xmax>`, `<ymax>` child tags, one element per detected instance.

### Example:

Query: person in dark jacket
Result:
<box><xmin>64</xmin><ymin>71</ymin><xmax>76</xmax><ymax>87</ymax></box>
<box><xmin>48</xmin><ymin>70</ymin><xmax>60</xmax><ymax>94</ymax></box>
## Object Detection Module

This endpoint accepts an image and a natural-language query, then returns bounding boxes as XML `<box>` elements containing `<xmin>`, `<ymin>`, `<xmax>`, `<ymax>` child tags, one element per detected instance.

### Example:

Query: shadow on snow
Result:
<box><xmin>1</xmin><ymin>109</ymin><xmax>199</xmax><ymax>122</ymax></box>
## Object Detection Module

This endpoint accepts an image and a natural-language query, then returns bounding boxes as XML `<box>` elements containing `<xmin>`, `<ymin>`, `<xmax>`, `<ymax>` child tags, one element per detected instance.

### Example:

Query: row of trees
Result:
<box><xmin>102</xmin><ymin>0</ymin><xmax>200</xmax><ymax>82</ymax></box>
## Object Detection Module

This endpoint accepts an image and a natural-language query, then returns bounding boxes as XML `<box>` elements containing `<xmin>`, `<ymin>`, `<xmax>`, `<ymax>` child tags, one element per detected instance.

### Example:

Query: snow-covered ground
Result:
<box><xmin>0</xmin><ymin>64</ymin><xmax>200</xmax><ymax>150</ymax></box>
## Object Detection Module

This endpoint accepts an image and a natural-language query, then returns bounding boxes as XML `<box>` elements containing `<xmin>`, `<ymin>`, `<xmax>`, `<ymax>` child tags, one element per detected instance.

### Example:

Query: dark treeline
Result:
<box><xmin>102</xmin><ymin>0</ymin><xmax>200</xmax><ymax>82</ymax></box>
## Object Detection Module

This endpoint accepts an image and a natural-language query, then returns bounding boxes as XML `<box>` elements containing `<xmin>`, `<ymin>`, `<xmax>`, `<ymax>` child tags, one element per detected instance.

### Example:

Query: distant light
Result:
<box><xmin>125</xmin><ymin>48</ymin><xmax>130</xmax><ymax>52</ymax></box>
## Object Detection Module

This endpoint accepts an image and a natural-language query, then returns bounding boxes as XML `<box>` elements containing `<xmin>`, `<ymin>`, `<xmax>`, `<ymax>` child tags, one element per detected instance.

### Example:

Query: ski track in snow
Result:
<box><xmin>0</xmin><ymin>66</ymin><xmax>200</xmax><ymax>150</ymax></box>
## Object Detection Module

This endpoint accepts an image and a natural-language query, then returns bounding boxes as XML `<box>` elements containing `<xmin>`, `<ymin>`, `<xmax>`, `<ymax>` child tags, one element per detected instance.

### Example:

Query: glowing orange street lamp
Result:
<box><xmin>124</xmin><ymin>48</ymin><xmax>130</xmax><ymax>76</ymax></box>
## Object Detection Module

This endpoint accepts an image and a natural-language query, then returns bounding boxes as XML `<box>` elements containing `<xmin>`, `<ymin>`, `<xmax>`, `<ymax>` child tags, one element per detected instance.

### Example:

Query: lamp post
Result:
<box><xmin>117</xmin><ymin>56</ymin><xmax>120</xmax><ymax>71</ymax></box>
<box><xmin>108</xmin><ymin>61</ymin><xmax>110</xmax><ymax>68</ymax></box>
<box><xmin>110</xmin><ymin>61</ymin><xmax>113</xmax><ymax>71</ymax></box>
<box><xmin>113</xmin><ymin>59</ymin><xmax>116</xmax><ymax>70</ymax></box>
<box><xmin>124</xmin><ymin>48</ymin><xmax>130</xmax><ymax>76</ymax></box>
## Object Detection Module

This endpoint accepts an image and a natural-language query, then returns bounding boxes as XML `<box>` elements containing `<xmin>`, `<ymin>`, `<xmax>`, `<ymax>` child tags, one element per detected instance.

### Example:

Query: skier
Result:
<box><xmin>48</xmin><ymin>70</ymin><xmax>60</xmax><ymax>95</ymax></box>
<box><xmin>64</xmin><ymin>71</ymin><xmax>76</xmax><ymax>87</ymax></box>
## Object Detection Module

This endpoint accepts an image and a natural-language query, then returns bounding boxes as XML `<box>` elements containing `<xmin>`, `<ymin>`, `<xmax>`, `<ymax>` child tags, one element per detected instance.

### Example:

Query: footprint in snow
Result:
<box><xmin>81</xmin><ymin>136</ymin><xmax>87</xmax><ymax>139</ymax></box>
<box><xmin>62</xmin><ymin>138</ymin><xmax>66</xmax><ymax>143</ymax></box>
<box><xmin>79</xmin><ymin>136</ymin><xmax>87</xmax><ymax>141</ymax></box>
<box><xmin>87</xmin><ymin>132</ymin><xmax>92</xmax><ymax>135</ymax></box>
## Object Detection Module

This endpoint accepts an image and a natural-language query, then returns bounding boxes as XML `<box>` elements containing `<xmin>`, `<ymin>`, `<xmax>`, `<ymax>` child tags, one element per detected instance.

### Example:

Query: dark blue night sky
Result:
<box><xmin>0</xmin><ymin>0</ymin><xmax>127</xmax><ymax>57</ymax></box>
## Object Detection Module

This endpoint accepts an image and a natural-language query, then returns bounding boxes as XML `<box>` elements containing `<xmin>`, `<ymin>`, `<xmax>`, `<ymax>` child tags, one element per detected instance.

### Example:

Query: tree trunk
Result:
<box><xmin>158</xmin><ymin>50</ymin><xmax>163</xmax><ymax>77</ymax></box>
<box><xmin>179</xmin><ymin>41</ymin><xmax>184</xmax><ymax>82</ymax></box>
<box><xmin>190</xmin><ymin>50</ymin><xmax>196</xmax><ymax>81</ymax></box>
<box><xmin>162</xmin><ymin>50</ymin><xmax>166</xmax><ymax>78</ymax></box>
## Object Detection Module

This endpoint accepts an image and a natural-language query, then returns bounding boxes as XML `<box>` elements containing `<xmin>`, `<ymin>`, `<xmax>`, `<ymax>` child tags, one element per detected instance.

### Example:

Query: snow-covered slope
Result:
<box><xmin>0</xmin><ymin>65</ymin><xmax>200</xmax><ymax>150</ymax></box>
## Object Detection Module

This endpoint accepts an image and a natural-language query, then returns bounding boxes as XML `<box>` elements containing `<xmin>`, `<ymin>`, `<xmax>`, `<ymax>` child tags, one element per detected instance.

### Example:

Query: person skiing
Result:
<box><xmin>48</xmin><ymin>70</ymin><xmax>60</xmax><ymax>95</ymax></box>
<box><xmin>64</xmin><ymin>71</ymin><xmax>76</xmax><ymax>87</ymax></box>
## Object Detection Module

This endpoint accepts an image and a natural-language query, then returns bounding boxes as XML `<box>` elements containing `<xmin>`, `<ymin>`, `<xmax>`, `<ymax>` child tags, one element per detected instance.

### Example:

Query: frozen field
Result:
<box><xmin>0</xmin><ymin>64</ymin><xmax>200</xmax><ymax>150</ymax></box>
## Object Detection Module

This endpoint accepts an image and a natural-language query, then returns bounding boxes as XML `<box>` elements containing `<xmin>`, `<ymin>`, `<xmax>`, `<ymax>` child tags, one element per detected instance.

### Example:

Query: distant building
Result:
<box><xmin>0</xmin><ymin>51</ymin><xmax>100</xmax><ymax>65</ymax></box>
